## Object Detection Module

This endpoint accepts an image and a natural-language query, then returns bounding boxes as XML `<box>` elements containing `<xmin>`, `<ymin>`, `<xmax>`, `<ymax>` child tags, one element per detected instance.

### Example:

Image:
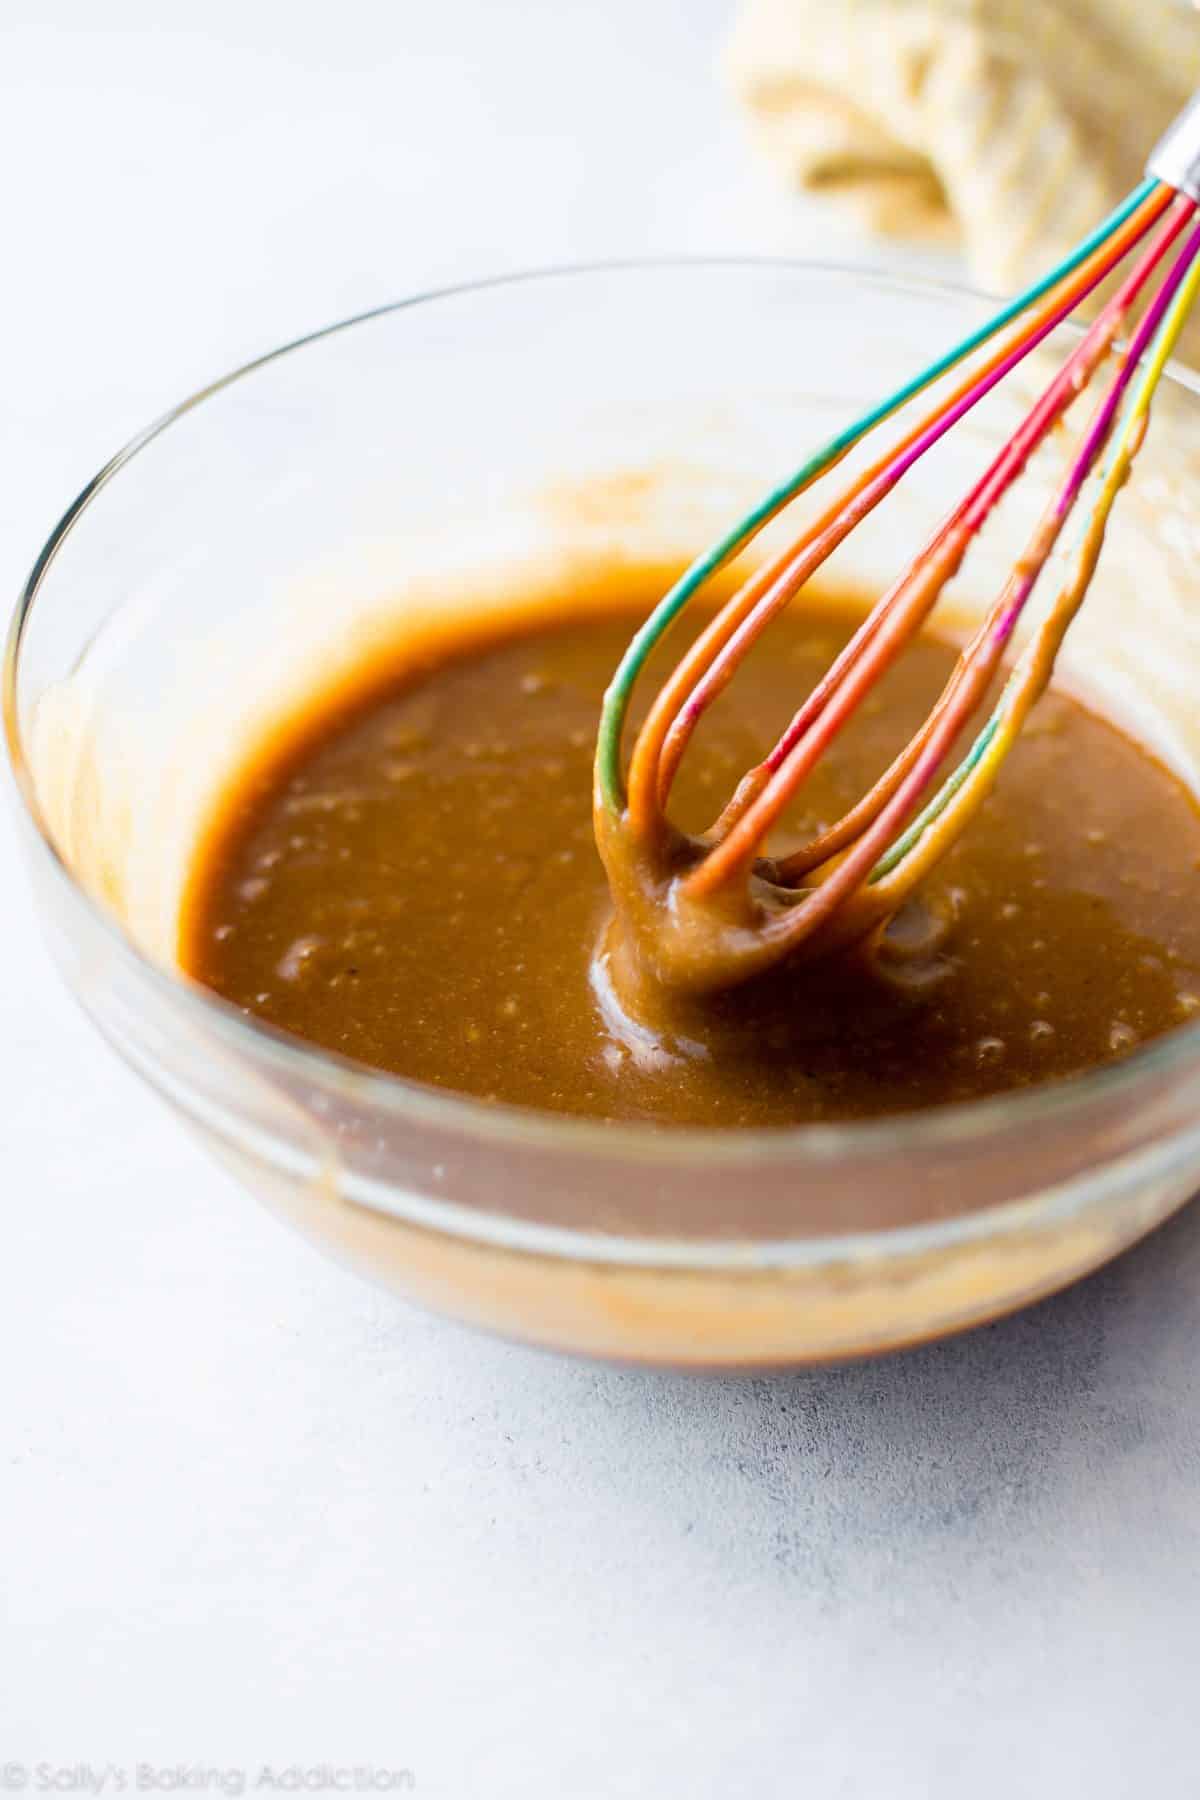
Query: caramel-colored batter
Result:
<box><xmin>181</xmin><ymin>572</ymin><xmax>1200</xmax><ymax>1127</ymax></box>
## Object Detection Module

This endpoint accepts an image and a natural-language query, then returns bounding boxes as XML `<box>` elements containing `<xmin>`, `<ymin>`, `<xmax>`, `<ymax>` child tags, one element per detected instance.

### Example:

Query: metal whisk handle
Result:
<box><xmin>1148</xmin><ymin>92</ymin><xmax>1200</xmax><ymax>202</ymax></box>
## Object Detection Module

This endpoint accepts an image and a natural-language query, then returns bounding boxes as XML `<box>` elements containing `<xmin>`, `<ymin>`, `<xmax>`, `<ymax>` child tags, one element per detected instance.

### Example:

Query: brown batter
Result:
<box><xmin>181</xmin><ymin>570</ymin><xmax>1200</xmax><ymax>1128</ymax></box>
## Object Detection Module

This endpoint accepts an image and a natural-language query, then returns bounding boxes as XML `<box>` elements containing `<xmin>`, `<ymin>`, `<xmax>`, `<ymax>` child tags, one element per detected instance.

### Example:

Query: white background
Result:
<box><xmin>4</xmin><ymin>4</ymin><xmax>1200</xmax><ymax>1794</ymax></box>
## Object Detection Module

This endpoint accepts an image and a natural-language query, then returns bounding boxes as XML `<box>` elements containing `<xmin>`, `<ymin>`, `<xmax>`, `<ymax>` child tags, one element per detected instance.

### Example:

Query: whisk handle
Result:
<box><xmin>1148</xmin><ymin>92</ymin><xmax>1200</xmax><ymax>202</ymax></box>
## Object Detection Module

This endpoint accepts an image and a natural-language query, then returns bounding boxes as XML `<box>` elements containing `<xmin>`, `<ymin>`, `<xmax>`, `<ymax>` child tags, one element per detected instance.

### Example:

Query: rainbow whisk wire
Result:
<box><xmin>595</xmin><ymin>96</ymin><xmax>1200</xmax><ymax>987</ymax></box>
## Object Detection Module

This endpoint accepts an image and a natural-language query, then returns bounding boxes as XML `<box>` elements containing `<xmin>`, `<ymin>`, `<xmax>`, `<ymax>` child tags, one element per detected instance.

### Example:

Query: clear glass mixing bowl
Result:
<box><xmin>8</xmin><ymin>262</ymin><xmax>1200</xmax><ymax>1367</ymax></box>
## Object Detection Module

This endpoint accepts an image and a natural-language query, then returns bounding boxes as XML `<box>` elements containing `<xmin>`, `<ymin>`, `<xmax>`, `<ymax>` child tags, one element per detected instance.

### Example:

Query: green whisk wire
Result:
<box><xmin>594</xmin><ymin>176</ymin><xmax>1159</xmax><ymax>816</ymax></box>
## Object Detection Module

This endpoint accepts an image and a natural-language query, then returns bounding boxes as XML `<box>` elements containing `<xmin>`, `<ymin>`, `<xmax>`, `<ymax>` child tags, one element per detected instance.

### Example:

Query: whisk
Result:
<box><xmin>594</xmin><ymin>97</ymin><xmax>1200</xmax><ymax>999</ymax></box>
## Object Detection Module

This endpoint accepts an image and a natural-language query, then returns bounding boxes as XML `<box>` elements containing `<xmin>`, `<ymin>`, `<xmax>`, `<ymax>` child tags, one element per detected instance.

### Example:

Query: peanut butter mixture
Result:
<box><xmin>182</xmin><ymin>572</ymin><xmax>1200</xmax><ymax>1127</ymax></box>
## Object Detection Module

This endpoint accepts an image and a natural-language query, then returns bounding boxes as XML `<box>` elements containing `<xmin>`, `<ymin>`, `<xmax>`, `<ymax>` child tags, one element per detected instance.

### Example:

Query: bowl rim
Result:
<box><xmin>8</xmin><ymin>254</ymin><xmax>1200</xmax><ymax>1254</ymax></box>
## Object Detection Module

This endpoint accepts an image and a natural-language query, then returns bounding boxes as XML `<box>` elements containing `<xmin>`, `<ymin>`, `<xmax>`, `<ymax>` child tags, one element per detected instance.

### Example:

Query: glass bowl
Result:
<box><xmin>9</xmin><ymin>261</ymin><xmax>1200</xmax><ymax>1368</ymax></box>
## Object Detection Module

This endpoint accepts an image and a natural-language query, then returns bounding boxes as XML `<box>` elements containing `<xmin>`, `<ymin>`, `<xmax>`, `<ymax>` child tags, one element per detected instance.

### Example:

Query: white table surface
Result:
<box><xmin>5</xmin><ymin>4</ymin><xmax>1200</xmax><ymax>1793</ymax></box>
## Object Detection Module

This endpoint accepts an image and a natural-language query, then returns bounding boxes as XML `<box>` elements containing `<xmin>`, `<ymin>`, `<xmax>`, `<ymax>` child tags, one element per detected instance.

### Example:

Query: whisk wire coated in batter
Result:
<box><xmin>594</xmin><ymin>96</ymin><xmax>1200</xmax><ymax>981</ymax></box>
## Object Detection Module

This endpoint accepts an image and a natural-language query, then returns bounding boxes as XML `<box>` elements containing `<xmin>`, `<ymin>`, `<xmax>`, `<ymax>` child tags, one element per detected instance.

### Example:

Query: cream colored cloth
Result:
<box><xmin>725</xmin><ymin>0</ymin><xmax>1200</xmax><ymax>295</ymax></box>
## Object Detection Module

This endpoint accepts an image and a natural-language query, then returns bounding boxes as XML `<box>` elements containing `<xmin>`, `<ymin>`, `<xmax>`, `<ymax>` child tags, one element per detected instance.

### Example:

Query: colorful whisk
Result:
<box><xmin>594</xmin><ymin>95</ymin><xmax>1200</xmax><ymax>991</ymax></box>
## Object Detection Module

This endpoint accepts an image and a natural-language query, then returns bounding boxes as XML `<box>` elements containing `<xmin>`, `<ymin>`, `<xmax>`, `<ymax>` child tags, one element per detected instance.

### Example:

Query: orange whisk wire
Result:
<box><xmin>618</xmin><ymin>182</ymin><xmax>1173</xmax><ymax>846</ymax></box>
<box><xmin>684</xmin><ymin>190</ymin><xmax>1197</xmax><ymax>905</ymax></box>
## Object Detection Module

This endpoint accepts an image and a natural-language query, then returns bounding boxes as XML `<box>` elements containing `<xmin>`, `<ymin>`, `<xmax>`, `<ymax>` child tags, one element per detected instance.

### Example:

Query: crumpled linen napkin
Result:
<box><xmin>725</xmin><ymin>0</ymin><xmax>1200</xmax><ymax>295</ymax></box>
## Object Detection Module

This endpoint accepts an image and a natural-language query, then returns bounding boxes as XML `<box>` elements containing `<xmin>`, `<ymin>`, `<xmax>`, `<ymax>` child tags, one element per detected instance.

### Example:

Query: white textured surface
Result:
<box><xmin>4</xmin><ymin>4</ymin><xmax>1200</xmax><ymax>1793</ymax></box>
